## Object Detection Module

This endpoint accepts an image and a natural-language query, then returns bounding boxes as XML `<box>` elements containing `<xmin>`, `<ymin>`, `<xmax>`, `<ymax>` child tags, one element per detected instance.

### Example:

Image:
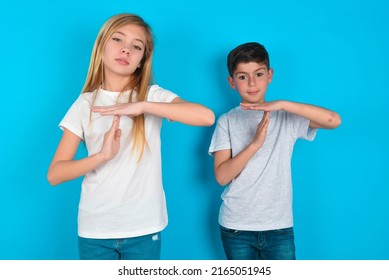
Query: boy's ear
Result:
<box><xmin>228</xmin><ymin>76</ymin><xmax>236</xmax><ymax>89</ymax></box>
<box><xmin>268</xmin><ymin>68</ymin><xmax>274</xmax><ymax>83</ymax></box>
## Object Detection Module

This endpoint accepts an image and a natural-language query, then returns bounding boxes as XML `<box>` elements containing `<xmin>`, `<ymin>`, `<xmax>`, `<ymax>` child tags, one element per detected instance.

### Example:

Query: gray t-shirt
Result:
<box><xmin>209</xmin><ymin>106</ymin><xmax>317</xmax><ymax>231</ymax></box>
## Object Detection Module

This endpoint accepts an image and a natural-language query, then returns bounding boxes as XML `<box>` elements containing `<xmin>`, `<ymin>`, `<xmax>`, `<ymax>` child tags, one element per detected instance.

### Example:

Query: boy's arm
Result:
<box><xmin>92</xmin><ymin>97</ymin><xmax>215</xmax><ymax>127</ymax></box>
<box><xmin>214</xmin><ymin>145</ymin><xmax>257</xmax><ymax>186</ymax></box>
<box><xmin>241</xmin><ymin>101</ymin><xmax>341</xmax><ymax>129</ymax></box>
<box><xmin>282</xmin><ymin>101</ymin><xmax>341</xmax><ymax>129</ymax></box>
<box><xmin>214</xmin><ymin>112</ymin><xmax>269</xmax><ymax>186</ymax></box>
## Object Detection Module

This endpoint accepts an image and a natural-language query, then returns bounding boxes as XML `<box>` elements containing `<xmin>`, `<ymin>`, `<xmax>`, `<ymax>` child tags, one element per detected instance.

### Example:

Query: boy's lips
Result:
<box><xmin>247</xmin><ymin>91</ymin><xmax>259</xmax><ymax>95</ymax></box>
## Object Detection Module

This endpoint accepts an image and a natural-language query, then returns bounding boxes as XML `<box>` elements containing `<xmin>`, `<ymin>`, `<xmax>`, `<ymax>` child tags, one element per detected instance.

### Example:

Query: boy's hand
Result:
<box><xmin>241</xmin><ymin>101</ymin><xmax>284</xmax><ymax>112</ymax></box>
<box><xmin>252</xmin><ymin>111</ymin><xmax>270</xmax><ymax>149</ymax></box>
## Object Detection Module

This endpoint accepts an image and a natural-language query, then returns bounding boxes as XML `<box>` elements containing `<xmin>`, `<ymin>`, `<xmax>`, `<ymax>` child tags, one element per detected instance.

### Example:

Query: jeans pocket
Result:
<box><xmin>276</xmin><ymin>227</ymin><xmax>294</xmax><ymax>236</ymax></box>
<box><xmin>220</xmin><ymin>225</ymin><xmax>241</xmax><ymax>236</ymax></box>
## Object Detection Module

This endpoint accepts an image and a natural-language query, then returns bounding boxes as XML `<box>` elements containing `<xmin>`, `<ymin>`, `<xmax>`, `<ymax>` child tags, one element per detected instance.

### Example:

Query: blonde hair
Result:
<box><xmin>82</xmin><ymin>13</ymin><xmax>154</xmax><ymax>159</ymax></box>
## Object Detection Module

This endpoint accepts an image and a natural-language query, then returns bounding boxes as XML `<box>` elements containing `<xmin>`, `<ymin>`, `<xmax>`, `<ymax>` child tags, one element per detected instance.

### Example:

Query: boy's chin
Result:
<box><xmin>241</xmin><ymin>98</ymin><xmax>263</xmax><ymax>105</ymax></box>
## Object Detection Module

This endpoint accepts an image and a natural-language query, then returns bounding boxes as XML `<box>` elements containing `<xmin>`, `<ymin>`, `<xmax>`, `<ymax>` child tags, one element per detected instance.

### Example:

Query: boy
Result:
<box><xmin>208</xmin><ymin>42</ymin><xmax>341</xmax><ymax>260</ymax></box>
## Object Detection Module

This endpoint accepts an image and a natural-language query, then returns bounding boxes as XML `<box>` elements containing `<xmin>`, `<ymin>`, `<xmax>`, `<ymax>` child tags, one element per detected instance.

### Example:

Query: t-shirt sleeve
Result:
<box><xmin>208</xmin><ymin>114</ymin><xmax>231</xmax><ymax>156</ymax></box>
<box><xmin>59</xmin><ymin>95</ymin><xmax>85</xmax><ymax>140</ymax></box>
<box><xmin>287</xmin><ymin>111</ymin><xmax>317</xmax><ymax>141</ymax></box>
<box><xmin>147</xmin><ymin>85</ymin><xmax>178</xmax><ymax>103</ymax></box>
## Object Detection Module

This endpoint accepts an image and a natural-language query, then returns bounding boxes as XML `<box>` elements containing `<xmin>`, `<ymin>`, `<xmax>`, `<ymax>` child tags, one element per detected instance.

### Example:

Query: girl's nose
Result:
<box><xmin>121</xmin><ymin>48</ymin><xmax>130</xmax><ymax>55</ymax></box>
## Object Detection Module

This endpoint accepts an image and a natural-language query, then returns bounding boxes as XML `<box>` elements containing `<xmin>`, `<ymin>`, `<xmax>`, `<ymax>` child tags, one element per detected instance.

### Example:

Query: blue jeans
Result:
<box><xmin>220</xmin><ymin>226</ymin><xmax>296</xmax><ymax>260</ymax></box>
<box><xmin>78</xmin><ymin>232</ymin><xmax>161</xmax><ymax>260</ymax></box>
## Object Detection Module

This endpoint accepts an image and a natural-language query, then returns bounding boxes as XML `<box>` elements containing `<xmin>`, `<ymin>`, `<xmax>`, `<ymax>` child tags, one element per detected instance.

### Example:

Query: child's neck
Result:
<box><xmin>102</xmin><ymin>76</ymin><xmax>132</xmax><ymax>92</ymax></box>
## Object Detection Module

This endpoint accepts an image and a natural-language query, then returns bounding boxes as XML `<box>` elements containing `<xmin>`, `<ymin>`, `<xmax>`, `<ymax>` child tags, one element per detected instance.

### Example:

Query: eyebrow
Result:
<box><xmin>234</xmin><ymin>67</ymin><xmax>267</xmax><ymax>75</ymax></box>
<box><xmin>113</xmin><ymin>31</ymin><xmax>145</xmax><ymax>45</ymax></box>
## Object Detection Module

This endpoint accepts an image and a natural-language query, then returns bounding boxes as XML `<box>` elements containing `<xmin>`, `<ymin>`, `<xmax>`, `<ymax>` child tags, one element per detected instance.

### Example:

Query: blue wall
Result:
<box><xmin>1</xmin><ymin>0</ymin><xmax>388</xmax><ymax>260</ymax></box>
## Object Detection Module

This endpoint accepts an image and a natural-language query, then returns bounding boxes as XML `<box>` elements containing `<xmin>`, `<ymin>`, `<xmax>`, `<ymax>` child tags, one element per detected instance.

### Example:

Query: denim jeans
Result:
<box><xmin>220</xmin><ymin>226</ymin><xmax>296</xmax><ymax>260</ymax></box>
<box><xmin>78</xmin><ymin>232</ymin><xmax>161</xmax><ymax>260</ymax></box>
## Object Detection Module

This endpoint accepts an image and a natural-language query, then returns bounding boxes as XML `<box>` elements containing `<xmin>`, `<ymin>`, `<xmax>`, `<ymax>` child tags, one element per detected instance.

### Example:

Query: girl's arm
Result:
<box><xmin>92</xmin><ymin>97</ymin><xmax>215</xmax><ymax>126</ymax></box>
<box><xmin>241</xmin><ymin>101</ymin><xmax>341</xmax><ymax>129</ymax></box>
<box><xmin>214</xmin><ymin>112</ymin><xmax>269</xmax><ymax>186</ymax></box>
<box><xmin>47</xmin><ymin>116</ymin><xmax>122</xmax><ymax>186</ymax></box>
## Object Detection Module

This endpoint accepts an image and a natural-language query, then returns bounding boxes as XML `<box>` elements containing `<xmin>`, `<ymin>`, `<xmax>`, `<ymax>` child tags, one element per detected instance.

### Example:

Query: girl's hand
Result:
<box><xmin>92</xmin><ymin>102</ymin><xmax>145</xmax><ymax>118</ymax></box>
<box><xmin>241</xmin><ymin>101</ymin><xmax>284</xmax><ymax>112</ymax></box>
<box><xmin>252</xmin><ymin>111</ymin><xmax>270</xmax><ymax>148</ymax></box>
<box><xmin>100</xmin><ymin>115</ymin><xmax>122</xmax><ymax>161</ymax></box>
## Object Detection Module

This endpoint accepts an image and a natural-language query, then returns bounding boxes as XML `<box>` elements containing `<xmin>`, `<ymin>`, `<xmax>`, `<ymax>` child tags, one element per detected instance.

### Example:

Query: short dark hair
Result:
<box><xmin>227</xmin><ymin>42</ymin><xmax>270</xmax><ymax>77</ymax></box>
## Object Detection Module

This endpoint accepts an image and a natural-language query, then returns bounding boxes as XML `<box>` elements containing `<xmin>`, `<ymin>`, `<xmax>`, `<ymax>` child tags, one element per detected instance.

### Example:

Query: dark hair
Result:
<box><xmin>227</xmin><ymin>42</ymin><xmax>270</xmax><ymax>77</ymax></box>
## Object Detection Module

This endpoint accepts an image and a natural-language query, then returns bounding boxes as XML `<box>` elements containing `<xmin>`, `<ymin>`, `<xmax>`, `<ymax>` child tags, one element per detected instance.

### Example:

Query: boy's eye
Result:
<box><xmin>238</xmin><ymin>75</ymin><xmax>247</xmax><ymax>80</ymax></box>
<box><xmin>256</xmin><ymin>72</ymin><xmax>264</xmax><ymax>77</ymax></box>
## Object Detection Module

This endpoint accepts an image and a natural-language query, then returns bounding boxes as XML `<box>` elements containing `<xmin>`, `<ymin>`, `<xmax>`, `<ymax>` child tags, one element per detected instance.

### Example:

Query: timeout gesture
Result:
<box><xmin>100</xmin><ymin>115</ymin><xmax>122</xmax><ymax>161</ymax></box>
<box><xmin>240</xmin><ymin>102</ymin><xmax>274</xmax><ymax>148</ymax></box>
<box><xmin>92</xmin><ymin>102</ymin><xmax>145</xmax><ymax>118</ymax></box>
<box><xmin>241</xmin><ymin>101</ymin><xmax>283</xmax><ymax>112</ymax></box>
<box><xmin>252</xmin><ymin>110</ymin><xmax>270</xmax><ymax>149</ymax></box>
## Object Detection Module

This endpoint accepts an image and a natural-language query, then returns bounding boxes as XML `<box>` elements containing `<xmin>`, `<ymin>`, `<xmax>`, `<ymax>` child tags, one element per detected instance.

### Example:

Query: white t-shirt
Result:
<box><xmin>209</xmin><ymin>107</ymin><xmax>317</xmax><ymax>231</ymax></box>
<box><xmin>59</xmin><ymin>85</ymin><xmax>178</xmax><ymax>238</ymax></box>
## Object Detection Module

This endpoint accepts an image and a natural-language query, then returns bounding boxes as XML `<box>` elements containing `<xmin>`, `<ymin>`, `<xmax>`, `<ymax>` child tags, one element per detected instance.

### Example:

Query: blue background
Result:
<box><xmin>1</xmin><ymin>0</ymin><xmax>388</xmax><ymax>260</ymax></box>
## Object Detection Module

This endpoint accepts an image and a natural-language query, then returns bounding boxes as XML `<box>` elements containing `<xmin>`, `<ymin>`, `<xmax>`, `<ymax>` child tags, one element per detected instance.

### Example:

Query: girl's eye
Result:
<box><xmin>133</xmin><ymin>45</ymin><xmax>142</xmax><ymax>51</ymax></box>
<box><xmin>112</xmin><ymin>37</ymin><xmax>122</xmax><ymax>42</ymax></box>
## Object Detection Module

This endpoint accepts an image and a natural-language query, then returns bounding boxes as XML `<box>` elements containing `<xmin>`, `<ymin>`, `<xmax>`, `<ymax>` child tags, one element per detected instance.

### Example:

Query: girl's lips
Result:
<box><xmin>115</xmin><ymin>59</ymin><xmax>129</xmax><ymax>65</ymax></box>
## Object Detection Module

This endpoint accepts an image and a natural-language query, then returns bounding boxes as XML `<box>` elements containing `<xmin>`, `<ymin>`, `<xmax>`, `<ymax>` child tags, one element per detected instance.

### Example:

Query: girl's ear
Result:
<box><xmin>228</xmin><ymin>76</ymin><xmax>236</xmax><ymax>89</ymax></box>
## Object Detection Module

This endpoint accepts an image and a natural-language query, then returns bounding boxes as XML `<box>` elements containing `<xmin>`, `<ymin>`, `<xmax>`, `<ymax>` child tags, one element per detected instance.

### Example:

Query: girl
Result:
<box><xmin>47</xmin><ymin>13</ymin><xmax>215</xmax><ymax>260</ymax></box>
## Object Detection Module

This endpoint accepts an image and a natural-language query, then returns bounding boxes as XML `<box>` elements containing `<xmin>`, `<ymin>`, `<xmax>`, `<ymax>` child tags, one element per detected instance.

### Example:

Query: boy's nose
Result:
<box><xmin>248</xmin><ymin>76</ymin><xmax>256</xmax><ymax>86</ymax></box>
